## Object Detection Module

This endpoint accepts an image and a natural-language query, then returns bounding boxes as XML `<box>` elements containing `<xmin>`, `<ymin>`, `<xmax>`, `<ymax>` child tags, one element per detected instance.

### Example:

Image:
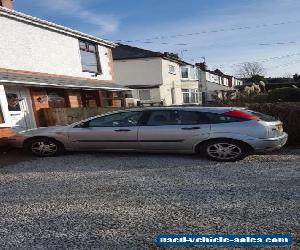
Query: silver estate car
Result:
<box><xmin>8</xmin><ymin>107</ymin><xmax>288</xmax><ymax>162</ymax></box>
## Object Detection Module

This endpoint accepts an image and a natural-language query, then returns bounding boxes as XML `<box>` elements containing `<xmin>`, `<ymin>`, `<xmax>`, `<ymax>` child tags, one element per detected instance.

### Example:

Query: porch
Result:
<box><xmin>0</xmin><ymin>69</ymin><xmax>130</xmax><ymax>131</ymax></box>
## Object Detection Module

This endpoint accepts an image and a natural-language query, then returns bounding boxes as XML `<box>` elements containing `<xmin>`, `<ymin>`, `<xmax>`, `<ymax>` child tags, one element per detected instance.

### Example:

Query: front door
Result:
<box><xmin>5</xmin><ymin>86</ymin><xmax>34</xmax><ymax>132</ymax></box>
<box><xmin>68</xmin><ymin>111</ymin><xmax>143</xmax><ymax>150</ymax></box>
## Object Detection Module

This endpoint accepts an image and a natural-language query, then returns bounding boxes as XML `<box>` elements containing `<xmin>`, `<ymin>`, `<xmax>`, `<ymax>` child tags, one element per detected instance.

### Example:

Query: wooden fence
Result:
<box><xmin>40</xmin><ymin>107</ymin><xmax>123</xmax><ymax>126</ymax></box>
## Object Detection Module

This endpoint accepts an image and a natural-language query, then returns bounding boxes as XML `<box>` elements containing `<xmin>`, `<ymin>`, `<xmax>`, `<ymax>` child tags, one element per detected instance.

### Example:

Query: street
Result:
<box><xmin>0</xmin><ymin>148</ymin><xmax>299</xmax><ymax>249</ymax></box>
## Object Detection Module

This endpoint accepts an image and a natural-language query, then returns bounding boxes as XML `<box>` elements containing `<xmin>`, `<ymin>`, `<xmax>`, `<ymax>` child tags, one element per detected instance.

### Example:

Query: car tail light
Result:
<box><xmin>224</xmin><ymin>110</ymin><xmax>259</xmax><ymax>121</ymax></box>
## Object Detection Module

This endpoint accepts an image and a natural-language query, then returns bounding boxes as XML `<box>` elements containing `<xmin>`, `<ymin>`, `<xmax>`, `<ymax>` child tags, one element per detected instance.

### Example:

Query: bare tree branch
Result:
<box><xmin>235</xmin><ymin>62</ymin><xmax>266</xmax><ymax>78</ymax></box>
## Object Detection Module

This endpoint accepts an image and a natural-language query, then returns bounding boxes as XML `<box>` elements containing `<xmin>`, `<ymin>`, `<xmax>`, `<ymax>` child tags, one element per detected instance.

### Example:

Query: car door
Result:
<box><xmin>138</xmin><ymin>110</ymin><xmax>186</xmax><ymax>150</ymax></box>
<box><xmin>68</xmin><ymin>111</ymin><xmax>143</xmax><ymax>150</ymax></box>
<box><xmin>177</xmin><ymin>111</ymin><xmax>211</xmax><ymax>149</ymax></box>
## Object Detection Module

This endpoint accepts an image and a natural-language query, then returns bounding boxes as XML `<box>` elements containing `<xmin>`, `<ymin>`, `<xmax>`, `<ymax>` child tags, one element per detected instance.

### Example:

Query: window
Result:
<box><xmin>181</xmin><ymin>67</ymin><xmax>189</xmax><ymax>78</ymax></box>
<box><xmin>182</xmin><ymin>89</ymin><xmax>199</xmax><ymax>104</ymax></box>
<box><xmin>178</xmin><ymin>111</ymin><xmax>211</xmax><ymax>125</ymax></box>
<box><xmin>88</xmin><ymin>112</ymin><xmax>143</xmax><ymax>127</ymax></box>
<box><xmin>146</xmin><ymin>111</ymin><xmax>179</xmax><ymax>126</ymax></box>
<box><xmin>6</xmin><ymin>93</ymin><xmax>21</xmax><ymax>111</ymax></box>
<box><xmin>82</xmin><ymin>90</ymin><xmax>100</xmax><ymax>108</ymax></box>
<box><xmin>79</xmin><ymin>40</ymin><xmax>101</xmax><ymax>73</ymax></box>
<box><xmin>138</xmin><ymin>89</ymin><xmax>151</xmax><ymax>100</ymax></box>
<box><xmin>190</xmin><ymin>67</ymin><xmax>197</xmax><ymax>80</ymax></box>
<box><xmin>47</xmin><ymin>89</ymin><xmax>67</xmax><ymax>108</ymax></box>
<box><xmin>168</xmin><ymin>65</ymin><xmax>176</xmax><ymax>74</ymax></box>
<box><xmin>206</xmin><ymin>113</ymin><xmax>245</xmax><ymax>123</ymax></box>
<box><xmin>244</xmin><ymin>110</ymin><xmax>277</xmax><ymax>122</ymax></box>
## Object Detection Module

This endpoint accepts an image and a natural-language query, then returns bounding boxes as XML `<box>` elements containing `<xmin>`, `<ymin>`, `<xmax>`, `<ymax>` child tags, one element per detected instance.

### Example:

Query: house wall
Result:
<box><xmin>131</xmin><ymin>88</ymin><xmax>161</xmax><ymax>103</ymax></box>
<box><xmin>180</xmin><ymin>80</ymin><xmax>199</xmax><ymax>89</ymax></box>
<box><xmin>0</xmin><ymin>15</ymin><xmax>113</xmax><ymax>81</ymax></box>
<box><xmin>161</xmin><ymin>59</ymin><xmax>182</xmax><ymax>105</ymax></box>
<box><xmin>114</xmin><ymin>57</ymin><xmax>185</xmax><ymax>106</ymax></box>
<box><xmin>114</xmin><ymin>58</ymin><xmax>163</xmax><ymax>86</ymax></box>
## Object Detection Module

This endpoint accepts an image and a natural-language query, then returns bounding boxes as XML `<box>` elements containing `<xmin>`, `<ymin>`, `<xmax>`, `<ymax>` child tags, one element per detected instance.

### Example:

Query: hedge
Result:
<box><xmin>247</xmin><ymin>102</ymin><xmax>300</xmax><ymax>145</ymax></box>
<box><xmin>267</xmin><ymin>87</ymin><xmax>300</xmax><ymax>102</ymax></box>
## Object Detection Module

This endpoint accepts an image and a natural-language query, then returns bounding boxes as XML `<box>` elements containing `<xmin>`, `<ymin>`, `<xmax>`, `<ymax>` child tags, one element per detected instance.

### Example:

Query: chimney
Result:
<box><xmin>0</xmin><ymin>0</ymin><xmax>14</xmax><ymax>10</ymax></box>
<box><xmin>196</xmin><ymin>62</ymin><xmax>207</xmax><ymax>71</ymax></box>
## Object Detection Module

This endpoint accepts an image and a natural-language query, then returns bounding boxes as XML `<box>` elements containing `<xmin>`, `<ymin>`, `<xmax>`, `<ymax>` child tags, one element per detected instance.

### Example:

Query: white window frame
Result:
<box><xmin>181</xmin><ymin>67</ymin><xmax>198</xmax><ymax>80</ymax></box>
<box><xmin>168</xmin><ymin>65</ymin><xmax>176</xmax><ymax>75</ymax></box>
<box><xmin>0</xmin><ymin>85</ymin><xmax>11</xmax><ymax>128</ymax></box>
<box><xmin>182</xmin><ymin>89</ymin><xmax>199</xmax><ymax>104</ymax></box>
<box><xmin>181</xmin><ymin>67</ymin><xmax>189</xmax><ymax>79</ymax></box>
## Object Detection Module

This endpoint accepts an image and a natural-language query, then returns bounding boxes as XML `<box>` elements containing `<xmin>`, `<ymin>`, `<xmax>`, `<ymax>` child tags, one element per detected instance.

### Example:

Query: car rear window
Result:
<box><xmin>244</xmin><ymin>110</ymin><xmax>278</xmax><ymax>122</ymax></box>
<box><xmin>206</xmin><ymin>113</ymin><xmax>246</xmax><ymax>124</ymax></box>
<box><xmin>179</xmin><ymin>111</ymin><xmax>246</xmax><ymax>125</ymax></box>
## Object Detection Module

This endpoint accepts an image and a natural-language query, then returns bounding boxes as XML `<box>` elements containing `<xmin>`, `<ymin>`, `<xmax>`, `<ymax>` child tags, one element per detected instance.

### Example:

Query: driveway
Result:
<box><xmin>0</xmin><ymin>148</ymin><xmax>299</xmax><ymax>249</ymax></box>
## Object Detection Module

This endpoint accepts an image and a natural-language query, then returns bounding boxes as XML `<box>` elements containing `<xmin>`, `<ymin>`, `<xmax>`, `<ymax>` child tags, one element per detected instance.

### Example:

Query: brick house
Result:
<box><xmin>0</xmin><ymin>1</ymin><xmax>128</xmax><ymax>145</ymax></box>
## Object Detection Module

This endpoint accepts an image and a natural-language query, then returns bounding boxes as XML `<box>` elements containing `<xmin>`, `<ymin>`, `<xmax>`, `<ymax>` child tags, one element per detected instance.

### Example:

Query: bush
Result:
<box><xmin>252</xmin><ymin>94</ymin><xmax>269</xmax><ymax>103</ymax></box>
<box><xmin>268</xmin><ymin>87</ymin><xmax>300</xmax><ymax>102</ymax></box>
<box><xmin>247</xmin><ymin>102</ymin><xmax>300</xmax><ymax>145</ymax></box>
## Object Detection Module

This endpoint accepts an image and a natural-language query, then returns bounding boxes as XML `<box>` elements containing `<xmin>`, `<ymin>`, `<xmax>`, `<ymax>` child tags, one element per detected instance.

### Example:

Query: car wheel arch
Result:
<box><xmin>23</xmin><ymin>136</ymin><xmax>66</xmax><ymax>149</ymax></box>
<box><xmin>194</xmin><ymin>137</ymin><xmax>254</xmax><ymax>154</ymax></box>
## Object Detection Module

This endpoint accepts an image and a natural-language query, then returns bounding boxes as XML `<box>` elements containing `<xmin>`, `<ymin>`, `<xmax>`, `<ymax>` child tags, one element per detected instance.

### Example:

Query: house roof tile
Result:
<box><xmin>0</xmin><ymin>70</ymin><xmax>128</xmax><ymax>90</ymax></box>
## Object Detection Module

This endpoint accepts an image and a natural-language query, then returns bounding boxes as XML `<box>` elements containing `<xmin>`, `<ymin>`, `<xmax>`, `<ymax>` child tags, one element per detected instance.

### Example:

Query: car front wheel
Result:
<box><xmin>26</xmin><ymin>137</ymin><xmax>65</xmax><ymax>157</ymax></box>
<box><xmin>200</xmin><ymin>139</ymin><xmax>250</xmax><ymax>162</ymax></box>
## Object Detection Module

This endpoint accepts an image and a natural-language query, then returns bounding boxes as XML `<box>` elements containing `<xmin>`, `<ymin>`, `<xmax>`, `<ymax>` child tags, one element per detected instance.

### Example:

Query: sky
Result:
<box><xmin>15</xmin><ymin>0</ymin><xmax>300</xmax><ymax>77</ymax></box>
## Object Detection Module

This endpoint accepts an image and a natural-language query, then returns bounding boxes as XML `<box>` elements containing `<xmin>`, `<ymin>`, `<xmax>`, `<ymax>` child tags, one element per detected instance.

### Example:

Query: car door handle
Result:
<box><xmin>181</xmin><ymin>127</ymin><xmax>200</xmax><ymax>130</ymax></box>
<box><xmin>114</xmin><ymin>129</ymin><xmax>131</xmax><ymax>132</ymax></box>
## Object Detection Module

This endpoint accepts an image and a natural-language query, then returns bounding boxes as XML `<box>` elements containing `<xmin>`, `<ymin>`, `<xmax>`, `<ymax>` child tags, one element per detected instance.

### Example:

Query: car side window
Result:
<box><xmin>178</xmin><ymin>111</ymin><xmax>212</xmax><ymax>125</ymax></box>
<box><xmin>88</xmin><ymin>112</ymin><xmax>143</xmax><ymax>127</ymax></box>
<box><xmin>146</xmin><ymin>110</ymin><xmax>179</xmax><ymax>126</ymax></box>
<box><xmin>206</xmin><ymin>113</ymin><xmax>244</xmax><ymax>123</ymax></box>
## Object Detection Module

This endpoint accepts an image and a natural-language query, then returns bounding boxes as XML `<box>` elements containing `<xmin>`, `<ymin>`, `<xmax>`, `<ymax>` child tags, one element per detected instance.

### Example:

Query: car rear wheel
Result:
<box><xmin>200</xmin><ymin>139</ymin><xmax>250</xmax><ymax>162</ymax></box>
<box><xmin>26</xmin><ymin>137</ymin><xmax>65</xmax><ymax>157</ymax></box>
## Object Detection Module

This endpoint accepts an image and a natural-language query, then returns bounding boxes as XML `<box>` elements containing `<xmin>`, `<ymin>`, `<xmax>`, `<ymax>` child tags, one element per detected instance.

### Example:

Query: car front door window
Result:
<box><xmin>146</xmin><ymin>110</ymin><xmax>179</xmax><ymax>126</ymax></box>
<box><xmin>88</xmin><ymin>112</ymin><xmax>143</xmax><ymax>127</ymax></box>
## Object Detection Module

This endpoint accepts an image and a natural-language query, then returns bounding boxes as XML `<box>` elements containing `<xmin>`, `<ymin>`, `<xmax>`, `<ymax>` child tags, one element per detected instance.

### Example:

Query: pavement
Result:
<box><xmin>0</xmin><ymin>148</ymin><xmax>299</xmax><ymax>249</ymax></box>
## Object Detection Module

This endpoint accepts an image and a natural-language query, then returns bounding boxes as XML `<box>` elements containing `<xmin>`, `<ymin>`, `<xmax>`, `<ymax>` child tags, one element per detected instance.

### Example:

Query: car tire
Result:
<box><xmin>199</xmin><ymin>139</ymin><xmax>250</xmax><ymax>162</ymax></box>
<box><xmin>26</xmin><ymin>137</ymin><xmax>65</xmax><ymax>157</ymax></box>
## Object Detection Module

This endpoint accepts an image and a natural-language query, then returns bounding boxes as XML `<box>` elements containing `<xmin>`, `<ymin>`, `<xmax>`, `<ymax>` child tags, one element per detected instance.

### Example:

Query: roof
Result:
<box><xmin>112</xmin><ymin>44</ymin><xmax>190</xmax><ymax>65</ymax></box>
<box><xmin>126</xmin><ymin>106</ymin><xmax>234</xmax><ymax>113</ymax></box>
<box><xmin>0</xmin><ymin>70</ymin><xmax>128</xmax><ymax>91</ymax></box>
<box><xmin>0</xmin><ymin>7</ymin><xmax>116</xmax><ymax>48</ymax></box>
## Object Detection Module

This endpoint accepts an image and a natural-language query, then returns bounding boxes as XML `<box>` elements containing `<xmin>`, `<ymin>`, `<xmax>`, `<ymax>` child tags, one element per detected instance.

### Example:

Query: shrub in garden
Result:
<box><xmin>248</xmin><ymin>102</ymin><xmax>300</xmax><ymax>145</ymax></box>
<box><xmin>268</xmin><ymin>87</ymin><xmax>300</xmax><ymax>102</ymax></box>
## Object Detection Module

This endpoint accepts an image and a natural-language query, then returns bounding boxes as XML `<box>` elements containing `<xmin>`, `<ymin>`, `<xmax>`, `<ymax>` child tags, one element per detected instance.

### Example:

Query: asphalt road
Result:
<box><xmin>0</xmin><ymin>148</ymin><xmax>299</xmax><ymax>249</ymax></box>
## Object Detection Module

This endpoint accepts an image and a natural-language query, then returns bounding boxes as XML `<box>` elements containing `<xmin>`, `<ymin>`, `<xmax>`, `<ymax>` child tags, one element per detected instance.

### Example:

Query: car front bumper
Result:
<box><xmin>249</xmin><ymin>132</ymin><xmax>288</xmax><ymax>152</ymax></box>
<box><xmin>8</xmin><ymin>134</ymin><xmax>27</xmax><ymax>148</ymax></box>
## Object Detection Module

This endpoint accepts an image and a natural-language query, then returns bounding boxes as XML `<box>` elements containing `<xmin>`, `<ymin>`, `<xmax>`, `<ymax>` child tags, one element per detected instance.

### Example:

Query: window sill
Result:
<box><xmin>0</xmin><ymin>124</ymin><xmax>12</xmax><ymax>128</ymax></box>
<box><xmin>82</xmin><ymin>71</ymin><xmax>103</xmax><ymax>75</ymax></box>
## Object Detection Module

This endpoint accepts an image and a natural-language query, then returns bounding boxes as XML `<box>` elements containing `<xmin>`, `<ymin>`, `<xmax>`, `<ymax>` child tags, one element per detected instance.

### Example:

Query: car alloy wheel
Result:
<box><xmin>31</xmin><ymin>141</ymin><xmax>59</xmax><ymax>156</ymax></box>
<box><xmin>207</xmin><ymin>142</ymin><xmax>242</xmax><ymax>160</ymax></box>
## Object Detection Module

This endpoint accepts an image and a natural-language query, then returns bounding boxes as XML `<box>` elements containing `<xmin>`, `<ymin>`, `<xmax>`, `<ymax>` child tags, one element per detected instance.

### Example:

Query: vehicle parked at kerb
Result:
<box><xmin>9</xmin><ymin>107</ymin><xmax>288</xmax><ymax>162</ymax></box>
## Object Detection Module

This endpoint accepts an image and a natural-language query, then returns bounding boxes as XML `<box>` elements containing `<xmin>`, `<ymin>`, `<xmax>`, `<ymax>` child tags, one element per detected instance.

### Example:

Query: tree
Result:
<box><xmin>235</xmin><ymin>62</ymin><xmax>266</xmax><ymax>78</ymax></box>
<box><xmin>293</xmin><ymin>74</ymin><xmax>300</xmax><ymax>82</ymax></box>
<box><xmin>249</xmin><ymin>74</ymin><xmax>266</xmax><ymax>83</ymax></box>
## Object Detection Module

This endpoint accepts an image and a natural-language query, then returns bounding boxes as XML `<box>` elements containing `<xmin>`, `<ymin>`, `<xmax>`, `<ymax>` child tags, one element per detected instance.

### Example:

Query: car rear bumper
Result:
<box><xmin>249</xmin><ymin>133</ymin><xmax>288</xmax><ymax>152</ymax></box>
